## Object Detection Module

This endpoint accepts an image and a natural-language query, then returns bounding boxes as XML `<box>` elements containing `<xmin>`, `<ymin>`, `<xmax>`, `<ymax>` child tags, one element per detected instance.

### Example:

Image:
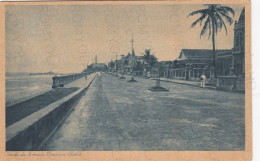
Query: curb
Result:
<box><xmin>158</xmin><ymin>79</ymin><xmax>216</xmax><ymax>90</ymax></box>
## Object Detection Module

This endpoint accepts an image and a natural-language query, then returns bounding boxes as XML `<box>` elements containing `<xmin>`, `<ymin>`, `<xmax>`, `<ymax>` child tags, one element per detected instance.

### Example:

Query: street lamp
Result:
<box><xmin>109</xmin><ymin>39</ymin><xmax>119</xmax><ymax>77</ymax></box>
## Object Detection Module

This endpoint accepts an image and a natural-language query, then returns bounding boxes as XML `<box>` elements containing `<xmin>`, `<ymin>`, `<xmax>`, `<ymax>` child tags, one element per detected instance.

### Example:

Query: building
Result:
<box><xmin>232</xmin><ymin>7</ymin><xmax>245</xmax><ymax>77</ymax></box>
<box><xmin>87</xmin><ymin>63</ymin><xmax>107</xmax><ymax>72</ymax></box>
<box><xmin>168</xmin><ymin>49</ymin><xmax>231</xmax><ymax>80</ymax></box>
<box><xmin>109</xmin><ymin>50</ymin><xmax>148</xmax><ymax>76</ymax></box>
<box><xmin>164</xmin><ymin>8</ymin><xmax>245</xmax><ymax>84</ymax></box>
<box><xmin>86</xmin><ymin>55</ymin><xmax>107</xmax><ymax>72</ymax></box>
<box><xmin>216</xmin><ymin>8</ymin><xmax>245</xmax><ymax>91</ymax></box>
<box><xmin>120</xmin><ymin>53</ymin><xmax>133</xmax><ymax>74</ymax></box>
<box><xmin>216</xmin><ymin>50</ymin><xmax>233</xmax><ymax>76</ymax></box>
<box><xmin>216</xmin><ymin>8</ymin><xmax>245</xmax><ymax>78</ymax></box>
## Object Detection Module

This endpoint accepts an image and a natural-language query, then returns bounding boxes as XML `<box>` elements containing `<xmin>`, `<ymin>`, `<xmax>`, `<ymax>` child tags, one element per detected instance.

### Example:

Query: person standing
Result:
<box><xmin>200</xmin><ymin>73</ymin><xmax>206</xmax><ymax>89</ymax></box>
<box><xmin>85</xmin><ymin>72</ymin><xmax>87</xmax><ymax>80</ymax></box>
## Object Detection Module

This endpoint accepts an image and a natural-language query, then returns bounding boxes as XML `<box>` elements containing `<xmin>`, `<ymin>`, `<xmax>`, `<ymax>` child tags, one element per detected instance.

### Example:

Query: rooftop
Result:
<box><xmin>179</xmin><ymin>49</ymin><xmax>232</xmax><ymax>59</ymax></box>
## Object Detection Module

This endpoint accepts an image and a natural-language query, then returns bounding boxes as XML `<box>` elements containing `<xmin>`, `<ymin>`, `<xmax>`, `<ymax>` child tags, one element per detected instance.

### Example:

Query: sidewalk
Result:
<box><xmin>157</xmin><ymin>78</ymin><xmax>244</xmax><ymax>93</ymax></box>
<box><xmin>122</xmin><ymin>74</ymin><xmax>244</xmax><ymax>93</ymax></box>
<box><xmin>109</xmin><ymin>73</ymin><xmax>215</xmax><ymax>90</ymax></box>
<box><xmin>144</xmin><ymin>77</ymin><xmax>215</xmax><ymax>90</ymax></box>
<box><xmin>108</xmin><ymin>73</ymin><xmax>212</xmax><ymax>88</ymax></box>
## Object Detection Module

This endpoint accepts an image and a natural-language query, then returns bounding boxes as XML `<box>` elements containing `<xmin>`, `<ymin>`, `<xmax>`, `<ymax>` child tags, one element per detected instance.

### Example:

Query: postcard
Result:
<box><xmin>0</xmin><ymin>0</ymin><xmax>251</xmax><ymax>161</ymax></box>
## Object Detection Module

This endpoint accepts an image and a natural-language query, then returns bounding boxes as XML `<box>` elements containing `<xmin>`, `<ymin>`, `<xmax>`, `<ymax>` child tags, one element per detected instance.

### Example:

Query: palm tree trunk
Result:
<box><xmin>212</xmin><ymin>19</ymin><xmax>216</xmax><ymax>79</ymax></box>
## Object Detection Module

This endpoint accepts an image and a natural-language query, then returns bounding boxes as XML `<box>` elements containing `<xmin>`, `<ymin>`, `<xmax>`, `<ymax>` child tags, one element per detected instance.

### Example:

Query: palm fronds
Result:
<box><xmin>188</xmin><ymin>4</ymin><xmax>235</xmax><ymax>77</ymax></box>
<box><xmin>188</xmin><ymin>4</ymin><xmax>234</xmax><ymax>39</ymax></box>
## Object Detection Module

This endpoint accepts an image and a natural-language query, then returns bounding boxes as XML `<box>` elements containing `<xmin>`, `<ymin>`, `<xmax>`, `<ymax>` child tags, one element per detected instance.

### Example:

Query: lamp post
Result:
<box><xmin>109</xmin><ymin>39</ymin><xmax>118</xmax><ymax>77</ymax></box>
<box><xmin>115</xmin><ymin>52</ymin><xmax>119</xmax><ymax>77</ymax></box>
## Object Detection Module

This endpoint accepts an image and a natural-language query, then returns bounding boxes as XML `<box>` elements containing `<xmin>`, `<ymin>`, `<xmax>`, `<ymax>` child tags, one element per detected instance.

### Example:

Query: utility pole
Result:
<box><xmin>113</xmin><ymin>52</ymin><xmax>116</xmax><ymax>70</ymax></box>
<box><xmin>126</xmin><ymin>29</ymin><xmax>137</xmax><ymax>82</ymax></box>
<box><xmin>130</xmin><ymin>32</ymin><xmax>134</xmax><ymax>74</ymax></box>
<box><xmin>95</xmin><ymin>55</ymin><xmax>97</xmax><ymax>64</ymax></box>
<box><xmin>115</xmin><ymin>52</ymin><xmax>118</xmax><ymax>76</ymax></box>
<box><xmin>130</xmin><ymin>32</ymin><xmax>134</xmax><ymax>55</ymax></box>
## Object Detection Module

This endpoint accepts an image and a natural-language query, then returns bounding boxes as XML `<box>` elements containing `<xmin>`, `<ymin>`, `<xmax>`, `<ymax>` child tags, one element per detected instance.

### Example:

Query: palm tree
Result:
<box><xmin>188</xmin><ymin>4</ymin><xmax>234</xmax><ymax>78</ymax></box>
<box><xmin>143</xmin><ymin>49</ymin><xmax>158</xmax><ymax>72</ymax></box>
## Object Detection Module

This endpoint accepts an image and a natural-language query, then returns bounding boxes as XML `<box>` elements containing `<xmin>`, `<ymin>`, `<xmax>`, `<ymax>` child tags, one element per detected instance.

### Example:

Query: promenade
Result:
<box><xmin>150</xmin><ymin>77</ymin><xmax>216</xmax><ymax>90</ymax></box>
<box><xmin>41</xmin><ymin>73</ymin><xmax>245</xmax><ymax>151</ymax></box>
<box><xmin>146</xmin><ymin>76</ymin><xmax>243</xmax><ymax>93</ymax></box>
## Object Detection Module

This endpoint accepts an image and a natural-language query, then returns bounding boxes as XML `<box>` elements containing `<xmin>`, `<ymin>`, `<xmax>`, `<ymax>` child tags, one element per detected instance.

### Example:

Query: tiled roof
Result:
<box><xmin>180</xmin><ymin>49</ymin><xmax>232</xmax><ymax>59</ymax></box>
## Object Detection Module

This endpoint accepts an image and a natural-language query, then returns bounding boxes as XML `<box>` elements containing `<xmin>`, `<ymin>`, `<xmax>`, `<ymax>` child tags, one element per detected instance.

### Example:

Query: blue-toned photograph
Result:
<box><xmin>5</xmin><ymin>4</ymin><xmax>245</xmax><ymax>151</ymax></box>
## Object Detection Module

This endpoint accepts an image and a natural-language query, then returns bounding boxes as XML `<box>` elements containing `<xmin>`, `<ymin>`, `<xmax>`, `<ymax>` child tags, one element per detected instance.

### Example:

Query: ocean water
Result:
<box><xmin>5</xmin><ymin>73</ymin><xmax>54</xmax><ymax>106</ymax></box>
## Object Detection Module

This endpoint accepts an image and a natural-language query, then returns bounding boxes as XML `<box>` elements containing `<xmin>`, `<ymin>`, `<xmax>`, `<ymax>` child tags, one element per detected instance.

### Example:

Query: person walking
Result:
<box><xmin>200</xmin><ymin>73</ymin><xmax>206</xmax><ymax>89</ymax></box>
<box><xmin>85</xmin><ymin>72</ymin><xmax>87</xmax><ymax>80</ymax></box>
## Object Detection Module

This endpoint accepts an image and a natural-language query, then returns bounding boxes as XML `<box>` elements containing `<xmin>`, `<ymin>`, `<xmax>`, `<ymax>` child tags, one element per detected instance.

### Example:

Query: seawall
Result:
<box><xmin>6</xmin><ymin>74</ymin><xmax>96</xmax><ymax>151</ymax></box>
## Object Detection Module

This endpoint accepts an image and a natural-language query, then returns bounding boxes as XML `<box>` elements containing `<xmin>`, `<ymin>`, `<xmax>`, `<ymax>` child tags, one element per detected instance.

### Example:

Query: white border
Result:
<box><xmin>252</xmin><ymin>0</ymin><xmax>260</xmax><ymax>160</ymax></box>
<box><xmin>1</xmin><ymin>0</ymin><xmax>259</xmax><ymax>160</ymax></box>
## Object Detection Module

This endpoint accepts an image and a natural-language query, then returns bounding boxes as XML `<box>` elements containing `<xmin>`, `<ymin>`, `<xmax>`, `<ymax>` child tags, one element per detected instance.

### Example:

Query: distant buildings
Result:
<box><xmin>86</xmin><ymin>55</ymin><xmax>107</xmax><ymax>72</ymax></box>
<box><xmin>108</xmin><ymin>50</ymin><xmax>147</xmax><ymax>76</ymax></box>
<box><xmin>107</xmin><ymin>8</ymin><xmax>244</xmax><ymax>91</ymax></box>
<box><xmin>163</xmin><ymin>8</ymin><xmax>245</xmax><ymax>83</ymax></box>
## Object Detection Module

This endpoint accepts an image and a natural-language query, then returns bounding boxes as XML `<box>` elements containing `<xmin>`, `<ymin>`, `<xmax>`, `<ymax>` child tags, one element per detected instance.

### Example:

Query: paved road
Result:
<box><xmin>42</xmin><ymin>73</ymin><xmax>245</xmax><ymax>151</ymax></box>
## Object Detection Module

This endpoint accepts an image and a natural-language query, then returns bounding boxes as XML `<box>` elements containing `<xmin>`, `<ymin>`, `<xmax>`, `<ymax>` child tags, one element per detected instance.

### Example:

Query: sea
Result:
<box><xmin>5</xmin><ymin>73</ymin><xmax>55</xmax><ymax>107</ymax></box>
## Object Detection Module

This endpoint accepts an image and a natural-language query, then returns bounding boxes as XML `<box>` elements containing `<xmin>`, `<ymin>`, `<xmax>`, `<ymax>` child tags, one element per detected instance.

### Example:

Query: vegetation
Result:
<box><xmin>142</xmin><ymin>49</ymin><xmax>158</xmax><ymax>70</ymax></box>
<box><xmin>188</xmin><ymin>4</ymin><xmax>234</xmax><ymax>78</ymax></box>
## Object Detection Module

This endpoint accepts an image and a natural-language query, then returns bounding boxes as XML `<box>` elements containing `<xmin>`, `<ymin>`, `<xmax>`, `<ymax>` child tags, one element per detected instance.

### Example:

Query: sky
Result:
<box><xmin>6</xmin><ymin>4</ymin><xmax>244</xmax><ymax>74</ymax></box>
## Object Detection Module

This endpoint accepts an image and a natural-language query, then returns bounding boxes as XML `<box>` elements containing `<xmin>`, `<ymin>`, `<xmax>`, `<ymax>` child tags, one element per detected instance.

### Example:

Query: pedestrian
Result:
<box><xmin>200</xmin><ymin>73</ymin><xmax>206</xmax><ymax>89</ymax></box>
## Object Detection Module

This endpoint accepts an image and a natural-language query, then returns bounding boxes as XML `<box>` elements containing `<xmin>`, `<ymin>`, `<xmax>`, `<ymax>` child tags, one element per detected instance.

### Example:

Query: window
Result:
<box><xmin>235</xmin><ymin>32</ymin><xmax>243</xmax><ymax>47</ymax></box>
